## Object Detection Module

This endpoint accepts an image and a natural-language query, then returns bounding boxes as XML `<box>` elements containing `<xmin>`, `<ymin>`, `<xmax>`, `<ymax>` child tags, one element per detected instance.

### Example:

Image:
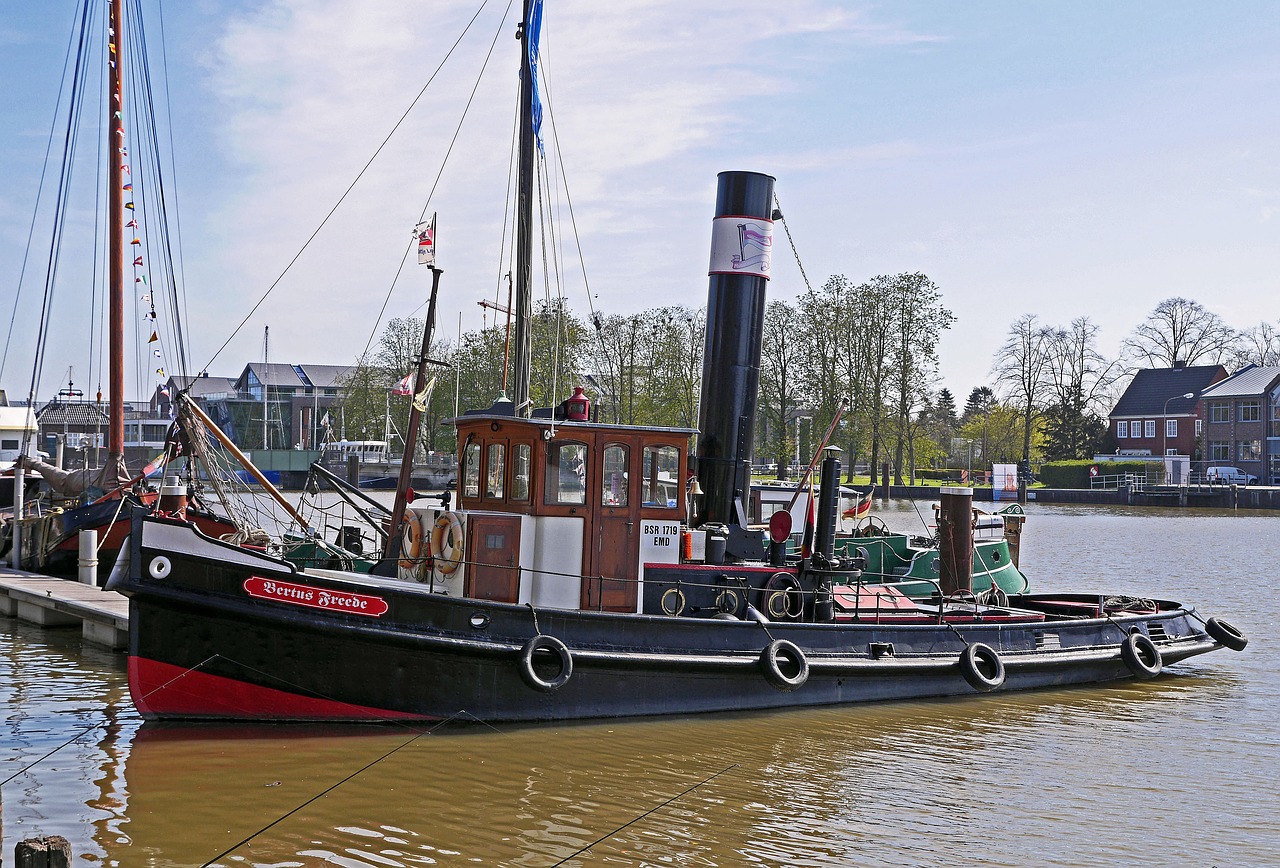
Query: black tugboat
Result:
<box><xmin>105</xmin><ymin>0</ymin><xmax>1246</xmax><ymax>722</ymax></box>
<box><xmin>107</xmin><ymin>167</ymin><xmax>1247</xmax><ymax>723</ymax></box>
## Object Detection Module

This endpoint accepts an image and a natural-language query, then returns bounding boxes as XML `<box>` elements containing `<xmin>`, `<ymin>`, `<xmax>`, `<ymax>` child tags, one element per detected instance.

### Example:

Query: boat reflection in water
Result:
<box><xmin>112</xmin><ymin>672</ymin><xmax>1252</xmax><ymax>867</ymax></box>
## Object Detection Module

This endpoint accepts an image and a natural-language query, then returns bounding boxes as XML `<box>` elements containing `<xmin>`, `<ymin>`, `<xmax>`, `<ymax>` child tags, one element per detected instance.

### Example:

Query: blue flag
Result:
<box><xmin>527</xmin><ymin>0</ymin><xmax>544</xmax><ymax>155</ymax></box>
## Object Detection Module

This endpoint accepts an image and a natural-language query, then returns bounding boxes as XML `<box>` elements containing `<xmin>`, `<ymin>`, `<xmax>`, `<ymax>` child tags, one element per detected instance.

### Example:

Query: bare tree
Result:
<box><xmin>992</xmin><ymin>314</ymin><xmax>1052</xmax><ymax>465</ymax></box>
<box><xmin>1042</xmin><ymin>317</ymin><xmax>1119</xmax><ymax>460</ymax></box>
<box><xmin>1229</xmin><ymin>320</ymin><xmax>1280</xmax><ymax>369</ymax></box>
<box><xmin>1122</xmin><ymin>297</ymin><xmax>1238</xmax><ymax>368</ymax></box>
<box><xmin>887</xmin><ymin>273</ymin><xmax>953</xmax><ymax>484</ymax></box>
<box><xmin>759</xmin><ymin>300</ymin><xmax>803</xmax><ymax>478</ymax></box>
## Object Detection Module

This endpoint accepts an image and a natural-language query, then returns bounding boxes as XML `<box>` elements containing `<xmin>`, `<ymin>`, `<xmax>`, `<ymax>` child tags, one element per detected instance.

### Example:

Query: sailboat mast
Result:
<box><xmin>512</xmin><ymin>0</ymin><xmax>536</xmax><ymax>417</ymax></box>
<box><xmin>107</xmin><ymin>0</ymin><xmax>126</xmax><ymax>473</ymax></box>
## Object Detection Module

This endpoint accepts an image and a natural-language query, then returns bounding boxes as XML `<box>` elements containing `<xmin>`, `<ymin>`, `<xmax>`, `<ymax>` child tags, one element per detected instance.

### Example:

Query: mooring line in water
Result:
<box><xmin>0</xmin><ymin>654</ymin><xmax>222</xmax><ymax>786</ymax></box>
<box><xmin>198</xmin><ymin>710</ymin><xmax>478</xmax><ymax>868</ymax></box>
<box><xmin>549</xmin><ymin>764</ymin><xmax>737</xmax><ymax>867</ymax></box>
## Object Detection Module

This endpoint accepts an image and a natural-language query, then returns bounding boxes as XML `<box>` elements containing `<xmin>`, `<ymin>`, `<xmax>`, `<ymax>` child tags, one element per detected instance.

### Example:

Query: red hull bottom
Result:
<box><xmin>128</xmin><ymin>657</ymin><xmax>425</xmax><ymax>722</ymax></box>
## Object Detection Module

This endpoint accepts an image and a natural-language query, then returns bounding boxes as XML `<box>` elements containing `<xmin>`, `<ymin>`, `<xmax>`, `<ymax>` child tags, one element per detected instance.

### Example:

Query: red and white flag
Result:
<box><xmin>391</xmin><ymin>373</ymin><xmax>414</xmax><ymax>396</ymax></box>
<box><xmin>416</xmin><ymin>214</ymin><xmax>436</xmax><ymax>266</ymax></box>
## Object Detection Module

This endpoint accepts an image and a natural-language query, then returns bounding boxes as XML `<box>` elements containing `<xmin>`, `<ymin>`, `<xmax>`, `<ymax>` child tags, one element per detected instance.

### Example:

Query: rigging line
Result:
<box><xmin>549</xmin><ymin>764</ymin><xmax>738</xmax><ymax>867</ymax></box>
<box><xmin>774</xmin><ymin>191</ymin><xmax>812</xmax><ymax>294</ymax></box>
<box><xmin>0</xmin><ymin>708</ymin><xmax>144</xmax><ymax>789</ymax></box>
<box><xmin>152</xmin><ymin>0</ymin><xmax>192</xmax><ymax>379</ymax></box>
<box><xmin>355</xmin><ymin>0</ymin><xmax>517</xmax><ymax>365</ymax></box>
<box><xmin>0</xmin><ymin>0</ymin><xmax>84</xmax><ymax>384</ymax></box>
<box><xmin>538</xmin><ymin>49</ymin><xmax>596</xmax><ymax>328</ymax></box>
<box><xmin>25</xmin><ymin>0</ymin><xmax>97</xmax><ymax>417</ymax></box>
<box><xmin>203</xmin><ymin>0</ymin><xmax>496</xmax><ymax>374</ymax></box>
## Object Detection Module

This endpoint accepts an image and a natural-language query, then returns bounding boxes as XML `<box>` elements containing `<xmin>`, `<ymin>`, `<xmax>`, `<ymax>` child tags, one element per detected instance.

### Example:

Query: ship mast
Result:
<box><xmin>104</xmin><ymin>0</ymin><xmax>128</xmax><ymax>486</ymax></box>
<box><xmin>511</xmin><ymin>0</ymin><xmax>537</xmax><ymax>417</ymax></box>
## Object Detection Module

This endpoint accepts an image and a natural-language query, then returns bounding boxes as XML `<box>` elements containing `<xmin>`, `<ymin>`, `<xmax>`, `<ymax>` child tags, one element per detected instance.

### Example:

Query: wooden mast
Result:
<box><xmin>384</xmin><ymin>267</ymin><xmax>443</xmax><ymax>562</ymax></box>
<box><xmin>511</xmin><ymin>0</ymin><xmax>535</xmax><ymax>416</ymax></box>
<box><xmin>105</xmin><ymin>0</ymin><xmax>128</xmax><ymax>486</ymax></box>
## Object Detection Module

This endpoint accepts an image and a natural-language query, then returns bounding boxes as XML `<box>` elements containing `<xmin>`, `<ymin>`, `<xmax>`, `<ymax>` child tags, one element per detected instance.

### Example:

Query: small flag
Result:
<box><xmin>416</xmin><ymin>214</ymin><xmax>436</xmax><ymax>266</ymax></box>
<box><xmin>320</xmin><ymin>411</ymin><xmax>331</xmax><ymax>428</ymax></box>
<box><xmin>122</xmin><ymin>164</ymin><xmax>130</xmax><ymax>174</ymax></box>
<box><xmin>413</xmin><ymin>376</ymin><xmax>437</xmax><ymax>412</ymax></box>
<box><xmin>133</xmin><ymin>256</ymin><xmax>143</xmax><ymax>266</ymax></box>
<box><xmin>159</xmin><ymin>385</ymin><xmax>171</xmax><ymax>398</ymax></box>
<box><xmin>148</xmin><ymin>331</ymin><xmax>158</xmax><ymax>343</ymax></box>
<box><xmin>126</xmin><ymin>218</ymin><xmax>137</xmax><ymax>227</ymax></box>
<box><xmin>391</xmin><ymin>372</ymin><xmax>414</xmax><ymax>396</ymax></box>
<box><xmin>156</xmin><ymin>367</ymin><xmax>165</xmax><ymax>376</ymax></box>
<box><xmin>125</xmin><ymin>201</ymin><xmax>135</xmax><ymax>210</ymax></box>
<box><xmin>131</xmin><ymin>237</ymin><xmax>141</xmax><ymax>245</ymax></box>
<box><xmin>153</xmin><ymin>349</ymin><xmax>161</xmax><ymax>357</ymax></box>
<box><xmin>122</xmin><ymin>183</ymin><xmax>132</xmax><ymax>191</ymax></box>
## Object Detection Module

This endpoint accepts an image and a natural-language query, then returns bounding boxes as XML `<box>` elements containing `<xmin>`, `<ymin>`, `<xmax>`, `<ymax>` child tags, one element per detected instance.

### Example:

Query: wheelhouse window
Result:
<box><xmin>511</xmin><ymin>443</ymin><xmax>531</xmax><ymax>501</ymax></box>
<box><xmin>601</xmin><ymin>444</ymin><xmax>629</xmax><ymax>506</ymax></box>
<box><xmin>485</xmin><ymin>443</ymin><xmax>506</xmax><ymax>500</ymax></box>
<box><xmin>641</xmin><ymin>444</ymin><xmax>680</xmax><ymax>508</ymax></box>
<box><xmin>463</xmin><ymin>441</ymin><xmax>481</xmax><ymax>499</ymax></box>
<box><xmin>1116</xmin><ymin>421</ymin><xmax>1128</xmax><ymax>439</ymax></box>
<box><xmin>545</xmin><ymin>441</ymin><xmax>587</xmax><ymax>505</ymax></box>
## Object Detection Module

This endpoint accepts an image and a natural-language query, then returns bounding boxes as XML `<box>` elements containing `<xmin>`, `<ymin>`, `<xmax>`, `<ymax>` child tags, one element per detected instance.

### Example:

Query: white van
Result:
<box><xmin>1205</xmin><ymin>466</ymin><xmax>1258</xmax><ymax>485</ymax></box>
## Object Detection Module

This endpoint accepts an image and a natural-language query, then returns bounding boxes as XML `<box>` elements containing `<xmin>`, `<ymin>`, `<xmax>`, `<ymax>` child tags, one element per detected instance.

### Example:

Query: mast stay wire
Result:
<box><xmin>24</xmin><ymin>0</ymin><xmax>99</xmax><ymax>422</ymax></box>
<box><xmin>354</xmin><ymin>0</ymin><xmax>517</xmax><ymax>366</ymax></box>
<box><xmin>0</xmin><ymin>1</ymin><xmax>83</xmax><ymax>386</ymax></box>
<box><xmin>202</xmin><ymin>0</ymin><xmax>499</xmax><ymax>375</ymax></box>
<box><xmin>774</xmin><ymin>190</ymin><xmax>813</xmax><ymax>295</ymax></box>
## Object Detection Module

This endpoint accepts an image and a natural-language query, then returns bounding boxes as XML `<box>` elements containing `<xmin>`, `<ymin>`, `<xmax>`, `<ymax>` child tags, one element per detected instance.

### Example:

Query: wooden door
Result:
<box><xmin>465</xmin><ymin>514</ymin><xmax>521</xmax><ymax>603</ymax></box>
<box><xmin>585</xmin><ymin>441</ymin><xmax>639</xmax><ymax>612</ymax></box>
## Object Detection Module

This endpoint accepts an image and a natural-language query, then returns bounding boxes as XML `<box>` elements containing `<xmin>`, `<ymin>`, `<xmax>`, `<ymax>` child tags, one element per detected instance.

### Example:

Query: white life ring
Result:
<box><xmin>430</xmin><ymin>511</ymin><xmax>465</xmax><ymax>575</ymax></box>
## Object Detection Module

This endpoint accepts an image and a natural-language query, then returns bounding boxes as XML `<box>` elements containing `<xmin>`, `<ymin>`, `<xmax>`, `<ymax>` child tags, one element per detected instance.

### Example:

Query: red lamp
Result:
<box><xmin>565</xmin><ymin>386</ymin><xmax>590</xmax><ymax>421</ymax></box>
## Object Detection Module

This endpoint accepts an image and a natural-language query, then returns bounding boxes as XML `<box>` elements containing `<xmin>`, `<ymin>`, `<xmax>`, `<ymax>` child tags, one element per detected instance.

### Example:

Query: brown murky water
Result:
<box><xmin>3</xmin><ymin>503</ymin><xmax>1276</xmax><ymax>867</ymax></box>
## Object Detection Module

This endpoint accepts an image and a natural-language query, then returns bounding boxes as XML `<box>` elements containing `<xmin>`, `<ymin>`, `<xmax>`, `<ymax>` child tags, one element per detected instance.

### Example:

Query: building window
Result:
<box><xmin>1239</xmin><ymin>440</ymin><xmax>1262</xmax><ymax>461</ymax></box>
<box><xmin>1116</xmin><ymin>421</ymin><xmax>1128</xmax><ymax>438</ymax></box>
<box><xmin>1166</xmin><ymin>419</ymin><xmax>1177</xmax><ymax>438</ymax></box>
<box><xmin>1130</xmin><ymin>421</ymin><xmax>1143</xmax><ymax>439</ymax></box>
<box><xmin>1144</xmin><ymin>420</ymin><xmax>1156</xmax><ymax>438</ymax></box>
<box><xmin>1207</xmin><ymin>401</ymin><xmax>1229</xmax><ymax>423</ymax></box>
<box><xmin>1</xmin><ymin>439</ymin><xmax>18</xmax><ymax>450</ymax></box>
<box><xmin>1195</xmin><ymin>419</ymin><xmax>1202</xmax><ymax>435</ymax></box>
<box><xmin>1239</xmin><ymin>401</ymin><xmax>1261</xmax><ymax>422</ymax></box>
<box><xmin>1210</xmin><ymin>441</ymin><xmax>1230</xmax><ymax>461</ymax></box>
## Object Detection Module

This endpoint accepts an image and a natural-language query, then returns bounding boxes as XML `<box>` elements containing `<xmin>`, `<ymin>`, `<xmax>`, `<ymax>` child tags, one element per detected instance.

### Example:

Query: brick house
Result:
<box><xmin>1198</xmin><ymin>364</ymin><xmax>1280</xmax><ymax>484</ymax></box>
<box><xmin>1109</xmin><ymin>363</ymin><xmax>1228</xmax><ymax>459</ymax></box>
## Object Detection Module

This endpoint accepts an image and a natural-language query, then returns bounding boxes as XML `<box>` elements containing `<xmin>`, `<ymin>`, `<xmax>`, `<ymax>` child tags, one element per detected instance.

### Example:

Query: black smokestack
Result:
<box><xmin>695</xmin><ymin>170</ymin><xmax>775</xmax><ymax>528</ymax></box>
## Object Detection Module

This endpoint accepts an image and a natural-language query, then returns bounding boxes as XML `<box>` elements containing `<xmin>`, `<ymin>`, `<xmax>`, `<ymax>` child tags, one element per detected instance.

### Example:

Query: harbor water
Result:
<box><xmin>2</xmin><ymin>503</ymin><xmax>1276</xmax><ymax>867</ymax></box>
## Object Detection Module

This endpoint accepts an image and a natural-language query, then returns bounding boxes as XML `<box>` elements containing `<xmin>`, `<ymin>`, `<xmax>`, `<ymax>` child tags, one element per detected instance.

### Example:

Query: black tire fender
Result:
<box><xmin>1205</xmin><ymin>617</ymin><xmax>1248</xmax><ymax>652</ymax></box>
<box><xmin>1121</xmin><ymin>631</ymin><xmax>1162</xmax><ymax>679</ymax></box>
<box><xmin>959</xmin><ymin>642</ymin><xmax>1005</xmax><ymax>692</ymax></box>
<box><xmin>760</xmin><ymin>639</ymin><xmax>809</xmax><ymax>691</ymax></box>
<box><xmin>518</xmin><ymin>634</ymin><xmax>573</xmax><ymax>693</ymax></box>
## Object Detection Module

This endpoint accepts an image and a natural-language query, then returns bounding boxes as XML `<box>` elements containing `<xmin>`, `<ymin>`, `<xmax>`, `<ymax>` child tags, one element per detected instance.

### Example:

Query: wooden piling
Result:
<box><xmin>15</xmin><ymin>836</ymin><xmax>72</xmax><ymax>868</ymax></box>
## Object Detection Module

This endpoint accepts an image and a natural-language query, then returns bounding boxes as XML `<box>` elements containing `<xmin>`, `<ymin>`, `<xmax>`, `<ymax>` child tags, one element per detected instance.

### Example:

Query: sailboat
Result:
<box><xmin>12</xmin><ymin>0</ymin><xmax>234</xmax><ymax>578</ymax></box>
<box><xmin>107</xmin><ymin>2</ymin><xmax>1247</xmax><ymax>723</ymax></box>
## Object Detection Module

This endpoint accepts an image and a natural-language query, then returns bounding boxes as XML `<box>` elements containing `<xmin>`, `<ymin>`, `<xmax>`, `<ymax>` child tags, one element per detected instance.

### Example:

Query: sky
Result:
<box><xmin>2</xmin><ymin>0</ymin><xmax>1278</xmax><ymax>408</ymax></box>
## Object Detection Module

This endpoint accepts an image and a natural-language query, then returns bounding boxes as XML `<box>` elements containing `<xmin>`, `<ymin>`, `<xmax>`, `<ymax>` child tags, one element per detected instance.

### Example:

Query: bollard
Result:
<box><xmin>79</xmin><ymin>528</ymin><xmax>99</xmax><ymax>586</ymax></box>
<box><xmin>15</xmin><ymin>836</ymin><xmax>72</xmax><ymax>868</ymax></box>
<box><xmin>937</xmin><ymin>486</ymin><xmax>975</xmax><ymax>597</ymax></box>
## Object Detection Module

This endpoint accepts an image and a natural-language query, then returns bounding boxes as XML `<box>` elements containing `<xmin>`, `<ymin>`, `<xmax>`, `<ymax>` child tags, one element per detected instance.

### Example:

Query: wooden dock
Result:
<box><xmin>0</xmin><ymin>567</ymin><xmax>128</xmax><ymax>650</ymax></box>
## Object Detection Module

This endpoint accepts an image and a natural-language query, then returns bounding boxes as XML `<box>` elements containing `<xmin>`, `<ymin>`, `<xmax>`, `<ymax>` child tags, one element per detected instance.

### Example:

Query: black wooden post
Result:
<box><xmin>16</xmin><ymin>836</ymin><xmax>72</xmax><ymax>868</ymax></box>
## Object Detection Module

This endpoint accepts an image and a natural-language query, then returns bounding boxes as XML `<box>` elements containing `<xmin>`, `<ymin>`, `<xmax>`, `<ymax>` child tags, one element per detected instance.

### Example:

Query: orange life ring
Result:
<box><xmin>398</xmin><ymin>511</ymin><xmax>423</xmax><ymax>570</ymax></box>
<box><xmin>430</xmin><ymin>511</ymin><xmax>465</xmax><ymax>575</ymax></box>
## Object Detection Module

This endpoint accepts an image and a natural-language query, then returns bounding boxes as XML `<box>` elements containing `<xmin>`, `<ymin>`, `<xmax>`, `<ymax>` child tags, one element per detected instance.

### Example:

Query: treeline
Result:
<box><xmin>340</xmin><ymin>290</ymin><xmax>1280</xmax><ymax>478</ymax></box>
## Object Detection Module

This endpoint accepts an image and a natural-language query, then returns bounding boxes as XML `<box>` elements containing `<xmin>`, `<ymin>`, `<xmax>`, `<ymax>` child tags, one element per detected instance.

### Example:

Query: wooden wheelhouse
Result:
<box><xmin>450</xmin><ymin>413</ymin><xmax>695</xmax><ymax>612</ymax></box>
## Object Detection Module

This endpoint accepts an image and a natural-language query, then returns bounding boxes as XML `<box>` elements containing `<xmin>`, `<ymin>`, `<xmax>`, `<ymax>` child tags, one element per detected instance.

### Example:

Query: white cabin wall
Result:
<box><xmin>528</xmin><ymin>516</ymin><xmax>583</xmax><ymax>609</ymax></box>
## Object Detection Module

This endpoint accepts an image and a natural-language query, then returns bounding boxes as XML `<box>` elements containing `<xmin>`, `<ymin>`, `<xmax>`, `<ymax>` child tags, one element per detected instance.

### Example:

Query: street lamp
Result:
<box><xmin>1162</xmin><ymin>392</ymin><xmax>1195</xmax><ymax>458</ymax></box>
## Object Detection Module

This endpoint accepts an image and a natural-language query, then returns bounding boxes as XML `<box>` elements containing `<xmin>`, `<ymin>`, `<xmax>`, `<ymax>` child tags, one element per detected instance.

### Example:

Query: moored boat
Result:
<box><xmin>107</xmin><ymin>165</ymin><xmax>1248</xmax><ymax>723</ymax></box>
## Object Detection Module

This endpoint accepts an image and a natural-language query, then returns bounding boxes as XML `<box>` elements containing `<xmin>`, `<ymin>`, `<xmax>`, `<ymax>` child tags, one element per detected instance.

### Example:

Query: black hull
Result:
<box><xmin>112</xmin><ymin>515</ymin><xmax>1227</xmax><ymax>723</ymax></box>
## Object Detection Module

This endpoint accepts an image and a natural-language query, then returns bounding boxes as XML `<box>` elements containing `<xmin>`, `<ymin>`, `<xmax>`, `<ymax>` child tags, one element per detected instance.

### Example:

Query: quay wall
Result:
<box><xmin>879</xmin><ymin>485</ymin><xmax>1280</xmax><ymax>510</ymax></box>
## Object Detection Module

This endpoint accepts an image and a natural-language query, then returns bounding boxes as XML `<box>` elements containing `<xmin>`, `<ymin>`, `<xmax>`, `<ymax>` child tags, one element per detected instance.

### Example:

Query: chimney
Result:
<box><xmin>694</xmin><ymin>171</ymin><xmax>775</xmax><ymax>528</ymax></box>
